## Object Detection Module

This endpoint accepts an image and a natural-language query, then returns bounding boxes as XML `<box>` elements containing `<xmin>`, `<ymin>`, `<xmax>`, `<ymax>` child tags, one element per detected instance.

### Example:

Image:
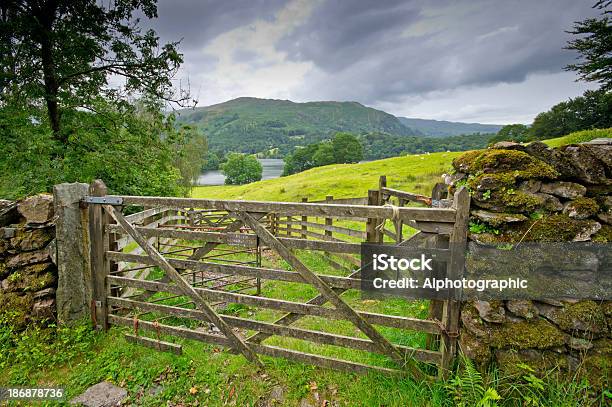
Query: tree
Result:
<box><xmin>331</xmin><ymin>132</ymin><xmax>363</xmax><ymax>163</ymax></box>
<box><xmin>282</xmin><ymin>143</ymin><xmax>318</xmax><ymax>175</ymax></box>
<box><xmin>489</xmin><ymin>124</ymin><xmax>530</xmax><ymax>144</ymax></box>
<box><xmin>221</xmin><ymin>153</ymin><xmax>262</xmax><ymax>185</ymax></box>
<box><xmin>0</xmin><ymin>0</ymin><xmax>190</xmax><ymax>149</ymax></box>
<box><xmin>565</xmin><ymin>1</ymin><xmax>612</xmax><ymax>91</ymax></box>
<box><xmin>312</xmin><ymin>142</ymin><xmax>335</xmax><ymax>166</ymax></box>
<box><xmin>529</xmin><ymin>89</ymin><xmax>612</xmax><ymax>139</ymax></box>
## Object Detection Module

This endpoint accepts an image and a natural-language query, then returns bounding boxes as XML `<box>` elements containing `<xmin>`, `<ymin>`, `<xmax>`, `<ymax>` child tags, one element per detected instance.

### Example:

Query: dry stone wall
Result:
<box><xmin>446</xmin><ymin>138</ymin><xmax>611</xmax><ymax>383</ymax></box>
<box><xmin>0</xmin><ymin>195</ymin><xmax>57</xmax><ymax>329</ymax></box>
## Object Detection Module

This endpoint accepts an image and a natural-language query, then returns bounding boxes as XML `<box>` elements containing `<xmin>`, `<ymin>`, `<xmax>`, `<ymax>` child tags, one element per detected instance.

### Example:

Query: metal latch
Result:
<box><xmin>83</xmin><ymin>196</ymin><xmax>123</xmax><ymax>205</ymax></box>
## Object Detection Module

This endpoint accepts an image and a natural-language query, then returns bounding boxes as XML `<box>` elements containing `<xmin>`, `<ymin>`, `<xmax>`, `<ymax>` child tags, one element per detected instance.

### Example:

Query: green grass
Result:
<box><xmin>543</xmin><ymin>128</ymin><xmax>611</xmax><ymax>148</ymax></box>
<box><xmin>192</xmin><ymin>151</ymin><xmax>461</xmax><ymax>202</ymax></box>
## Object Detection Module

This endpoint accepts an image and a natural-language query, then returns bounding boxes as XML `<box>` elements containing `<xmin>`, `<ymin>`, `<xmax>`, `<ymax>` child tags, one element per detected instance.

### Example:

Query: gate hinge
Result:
<box><xmin>83</xmin><ymin>196</ymin><xmax>123</xmax><ymax>205</ymax></box>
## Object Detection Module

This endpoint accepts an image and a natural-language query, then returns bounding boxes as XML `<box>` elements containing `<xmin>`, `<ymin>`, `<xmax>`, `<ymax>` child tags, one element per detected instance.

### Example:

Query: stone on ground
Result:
<box><xmin>70</xmin><ymin>382</ymin><xmax>127</xmax><ymax>407</ymax></box>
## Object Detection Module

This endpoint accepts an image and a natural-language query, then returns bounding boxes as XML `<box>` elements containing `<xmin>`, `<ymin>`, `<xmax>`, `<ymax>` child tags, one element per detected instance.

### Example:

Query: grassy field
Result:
<box><xmin>543</xmin><ymin>128</ymin><xmax>611</xmax><ymax>148</ymax></box>
<box><xmin>192</xmin><ymin>151</ymin><xmax>461</xmax><ymax>202</ymax></box>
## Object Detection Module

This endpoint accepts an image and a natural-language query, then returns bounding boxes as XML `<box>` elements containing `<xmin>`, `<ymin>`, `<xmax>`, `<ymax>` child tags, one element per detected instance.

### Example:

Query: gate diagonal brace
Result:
<box><xmin>102</xmin><ymin>205</ymin><xmax>263</xmax><ymax>368</ymax></box>
<box><xmin>235</xmin><ymin>211</ymin><xmax>429</xmax><ymax>381</ymax></box>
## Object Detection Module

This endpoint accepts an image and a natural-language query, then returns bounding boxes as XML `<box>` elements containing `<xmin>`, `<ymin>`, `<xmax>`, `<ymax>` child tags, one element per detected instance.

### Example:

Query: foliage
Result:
<box><xmin>529</xmin><ymin>89</ymin><xmax>612</xmax><ymax>140</ymax></box>
<box><xmin>359</xmin><ymin>132</ymin><xmax>492</xmax><ymax>160</ymax></box>
<box><xmin>202</xmin><ymin>151</ymin><xmax>221</xmax><ymax>171</ymax></box>
<box><xmin>398</xmin><ymin>117</ymin><xmax>503</xmax><ymax>137</ymax></box>
<box><xmin>543</xmin><ymin>127</ymin><xmax>612</xmax><ymax>147</ymax></box>
<box><xmin>0</xmin><ymin>99</ymin><xmax>205</xmax><ymax>198</ymax></box>
<box><xmin>177</xmin><ymin>97</ymin><xmax>416</xmax><ymax>155</ymax></box>
<box><xmin>331</xmin><ymin>132</ymin><xmax>363</xmax><ymax>163</ymax></box>
<box><xmin>565</xmin><ymin>1</ymin><xmax>612</xmax><ymax>91</ymax></box>
<box><xmin>447</xmin><ymin>356</ymin><xmax>500</xmax><ymax>407</ymax></box>
<box><xmin>489</xmin><ymin>124</ymin><xmax>530</xmax><ymax>144</ymax></box>
<box><xmin>221</xmin><ymin>153</ymin><xmax>262</xmax><ymax>185</ymax></box>
<box><xmin>0</xmin><ymin>0</ymin><xmax>189</xmax><ymax>146</ymax></box>
<box><xmin>312</xmin><ymin>142</ymin><xmax>336</xmax><ymax>167</ymax></box>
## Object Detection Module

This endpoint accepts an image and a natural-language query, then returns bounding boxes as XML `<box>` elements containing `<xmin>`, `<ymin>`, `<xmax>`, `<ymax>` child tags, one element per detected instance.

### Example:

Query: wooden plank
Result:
<box><xmin>381</xmin><ymin>187</ymin><xmax>432</xmax><ymax>206</ymax></box>
<box><xmin>301</xmin><ymin>197</ymin><xmax>308</xmax><ymax>240</ymax></box>
<box><xmin>114</xmin><ymin>196</ymin><xmax>457</xmax><ymax>223</ymax></box>
<box><xmin>107</xmin><ymin>277</ymin><xmax>441</xmax><ymax>334</ymax></box>
<box><xmin>236</xmin><ymin>212</ymin><xmax>427</xmax><ymax>379</ymax></box>
<box><xmin>106</xmin><ymin>252</ymin><xmax>363</xmax><ymax>289</ymax></box>
<box><xmin>275</xmin><ymin>226</ymin><xmax>345</xmax><ymax>243</ymax></box>
<box><xmin>109</xmin><ymin>296</ymin><xmax>441</xmax><ymax>364</ymax></box>
<box><xmin>107</xmin><ymin>224</ymin><xmax>258</xmax><ymax>247</ymax></box>
<box><xmin>125</xmin><ymin>207</ymin><xmax>169</xmax><ymax>223</ymax></box>
<box><xmin>308</xmin><ymin>197</ymin><xmax>369</xmax><ymax>205</ymax></box>
<box><xmin>439</xmin><ymin>187</ymin><xmax>470</xmax><ymax>379</ymax></box>
<box><xmin>102</xmin><ymin>205</ymin><xmax>263</xmax><ymax>368</ymax></box>
<box><xmin>89</xmin><ymin>180</ymin><xmax>109</xmax><ymax>330</ymax></box>
<box><xmin>325</xmin><ymin>195</ymin><xmax>333</xmax><ymax>239</ymax></box>
<box><xmin>277</xmin><ymin>220</ymin><xmax>367</xmax><ymax>239</ymax></box>
<box><xmin>124</xmin><ymin>333</ymin><xmax>183</xmax><ymax>355</ymax></box>
<box><xmin>110</xmin><ymin>315</ymin><xmax>231</xmax><ymax>346</ymax></box>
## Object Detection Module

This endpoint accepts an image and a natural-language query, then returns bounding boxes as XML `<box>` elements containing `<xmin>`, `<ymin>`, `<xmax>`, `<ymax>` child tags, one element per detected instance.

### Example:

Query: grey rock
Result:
<box><xmin>70</xmin><ymin>382</ymin><xmax>127</xmax><ymax>407</ymax></box>
<box><xmin>1</xmin><ymin>227</ymin><xmax>16</xmax><ymax>239</ymax></box>
<box><xmin>518</xmin><ymin>179</ymin><xmax>542</xmax><ymax>193</ymax></box>
<box><xmin>54</xmin><ymin>183</ymin><xmax>91</xmax><ymax>324</ymax></box>
<box><xmin>32</xmin><ymin>298</ymin><xmax>55</xmax><ymax>318</ymax></box>
<box><xmin>491</xmin><ymin>141</ymin><xmax>525</xmax><ymax>150</ymax></box>
<box><xmin>597</xmin><ymin>212</ymin><xmax>612</xmax><ymax>225</ymax></box>
<box><xmin>573</xmin><ymin>221</ymin><xmax>601</xmax><ymax>242</ymax></box>
<box><xmin>443</xmin><ymin>172</ymin><xmax>467</xmax><ymax>186</ymax></box>
<box><xmin>472</xmin><ymin>210</ymin><xmax>527</xmax><ymax>225</ymax></box>
<box><xmin>563</xmin><ymin>200</ymin><xmax>598</xmax><ymax>220</ymax></box>
<box><xmin>18</xmin><ymin>194</ymin><xmax>54</xmax><ymax>224</ymax></box>
<box><xmin>581</xmin><ymin>138</ymin><xmax>612</xmax><ymax>145</ymax></box>
<box><xmin>474</xmin><ymin>300</ymin><xmax>505</xmax><ymax>323</ymax></box>
<box><xmin>533</xmin><ymin>193</ymin><xmax>563</xmax><ymax>212</ymax></box>
<box><xmin>540</xmin><ymin>182</ymin><xmax>586</xmax><ymax>199</ymax></box>
<box><xmin>506</xmin><ymin>299</ymin><xmax>537</xmax><ymax>319</ymax></box>
<box><xmin>34</xmin><ymin>287</ymin><xmax>56</xmax><ymax>299</ymax></box>
<box><xmin>6</xmin><ymin>250</ymin><xmax>50</xmax><ymax>268</ymax></box>
<box><xmin>269</xmin><ymin>385</ymin><xmax>285</xmax><ymax>402</ymax></box>
<box><xmin>566</xmin><ymin>336</ymin><xmax>593</xmax><ymax>351</ymax></box>
<box><xmin>0</xmin><ymin>201</ymin><xmax>19</xmax><ymax>227</ymax></box>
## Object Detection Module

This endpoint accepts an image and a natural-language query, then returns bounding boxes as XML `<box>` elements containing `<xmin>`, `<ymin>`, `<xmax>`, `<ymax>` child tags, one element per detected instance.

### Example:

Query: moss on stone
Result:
<box><xmin>509</xmin><ymin>214</ymin><xmax>592</xmax><ymax>242</ymax></box>
<box><xmin>567</xmin><ymin>197</ymin><xmax>600</xmax><ymax>216</ymax></box>
<box><xmin>593</xmin><ymin>224</ymin><xmax>612</xmax><ymax>243</ymax></box>
<box><xmin>453</xmin><ymin>149</ymin><xmax>558</xmax><ymax>179</ymax></box>
<box><xmin>549</xmin><ymin>301</ymin><xmax>607</xmax><ymax>334</ymax></box>
<box><xmin>467</xmin><ymin>172</ymin><xmax>517</xmax><ymax>192</ymax></box>
<box><xmin>490</xmin><ymin>318</ymin><xmax>565</xmax><ymax>349</ymax></box>
<box><xmin>0</xmin><ymin>291</ymin><xmax>33</xmax><ymax>329</ymax></box>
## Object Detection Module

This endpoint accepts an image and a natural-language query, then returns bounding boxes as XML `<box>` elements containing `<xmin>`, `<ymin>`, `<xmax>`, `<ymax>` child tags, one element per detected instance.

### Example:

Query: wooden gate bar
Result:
<box><xmin>108</xmin><ymin>296</ymin><xmax>442</xmax><ymax>364</ymax></box>
<box><xmin>102</xmin><ymin>205</ymin><xmax>263</xmax><ymax>368</ymax></box>
<box><xmin>106</xmin><ymin>276</ymin><xmax>442</xmax><ymax>333</ymax></box>
<box><xmin>113</xmin><ymin>196</ymin><xmax>457</xmax><ymax>223</ymax></box>
<box><xmin>236</xmin><ymin>211</ymin><xmax>428</xmax><ymax>380</ymax></box>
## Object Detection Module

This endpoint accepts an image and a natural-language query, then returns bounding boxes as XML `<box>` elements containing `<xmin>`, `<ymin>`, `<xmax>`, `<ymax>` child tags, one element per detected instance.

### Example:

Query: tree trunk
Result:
<box><xmin>35</xmin><ymin>0</ymin><xmax>65</xmax><ymax>145</ymax></box>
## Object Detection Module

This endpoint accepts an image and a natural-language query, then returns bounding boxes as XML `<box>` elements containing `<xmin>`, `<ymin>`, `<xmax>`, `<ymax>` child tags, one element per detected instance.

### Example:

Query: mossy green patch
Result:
<box><xmin>490</xmin><ymin>318</ymin><xmax>565</xmax><ymax>349</ymax></box>
<box><xmin>509</xmin><ymin>214</ymin><xmax>595</xmax><ymax>242</ymax></box>
<box><xmin>593</xmin><ymin>225</ymin><xmax>612</xmax><ymax>243</ymax></box>
<box><xmin>0</xmin><ymin>292</ymin><xmax>33</xmax><ymax>329</ymax></box>
<box><xmin>452</xmin><ymin>149</ymin><xmax>558</xmax><ymax>180</ymax></box>
<box><xmin>549</xmin><ymin>301</ymin><xmax>607</xmax><ymax>334</ymax></box>
<box><xmin>566</xmin><ymin>197</ymin><xmax>599</xmax><ymax>217</ymax></box>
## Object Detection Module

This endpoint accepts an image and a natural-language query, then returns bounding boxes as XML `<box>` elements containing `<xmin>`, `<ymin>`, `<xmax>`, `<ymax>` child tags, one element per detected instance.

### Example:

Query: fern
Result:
<box><xmin>447</xmin><ymin>355</ymin><xmax>500</xmax><ymax>407</ymax></box>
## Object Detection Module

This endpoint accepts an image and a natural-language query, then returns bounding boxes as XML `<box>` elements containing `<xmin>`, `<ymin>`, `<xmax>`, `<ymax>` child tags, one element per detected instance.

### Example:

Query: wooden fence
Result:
<box><xmin>83</xmin><ymin>177</ymin><xmax>469</xmax><ymax>380</ymax></box>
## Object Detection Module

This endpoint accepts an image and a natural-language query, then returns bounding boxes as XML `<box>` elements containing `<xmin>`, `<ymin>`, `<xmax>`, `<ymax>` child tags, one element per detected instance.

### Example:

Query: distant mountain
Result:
<box><xmin>398</xmin><ymin>117</ymin><xmax>503</xmax><ymax>137</ymax></box>
<box><xmin>177</xmin><ymin>97</ymin><xmax>422</xmax><ymax>155</ymax></box>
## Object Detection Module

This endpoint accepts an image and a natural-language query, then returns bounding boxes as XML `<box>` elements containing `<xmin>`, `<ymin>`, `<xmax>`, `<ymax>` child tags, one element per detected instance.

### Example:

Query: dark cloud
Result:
<box><xmin>277</xmin><ymin>0</ymin><xmax>600</xmax><ymax>104</ymax></box>
<box><xmin>152</xmin><ymin>0</ymin><xmax>289</xmax><ymax>50</ymax></box>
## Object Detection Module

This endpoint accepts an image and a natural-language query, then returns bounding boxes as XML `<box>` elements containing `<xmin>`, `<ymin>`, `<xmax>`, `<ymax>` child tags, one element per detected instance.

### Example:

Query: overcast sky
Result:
<box><xmin>150</xmin><ymin>0</ymin><xmax>600</xmax><ymax>124</ymax></box>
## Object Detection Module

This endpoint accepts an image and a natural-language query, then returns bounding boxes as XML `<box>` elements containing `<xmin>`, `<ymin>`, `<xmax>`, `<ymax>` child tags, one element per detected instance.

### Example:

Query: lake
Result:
<box><xmin>196</xmin><ymin>158</ymin><xmax>285</xmax><ymax>186</ymax></box>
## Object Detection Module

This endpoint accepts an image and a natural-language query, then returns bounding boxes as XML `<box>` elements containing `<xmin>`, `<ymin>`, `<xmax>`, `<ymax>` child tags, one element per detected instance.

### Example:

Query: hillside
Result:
<box><xmin>192</xmin><ymin>151</ymin><xmax>461</xmax><ymax>201</ymax></box>
<box><xmin>398</xmin><ymin>117</ymin><xmax>503</xmax><ymax>137</ymax></box>
<box><xmin>177</xmin><ymin>97</ymin><xmax>421</xmax><ymax>155</ymax></box>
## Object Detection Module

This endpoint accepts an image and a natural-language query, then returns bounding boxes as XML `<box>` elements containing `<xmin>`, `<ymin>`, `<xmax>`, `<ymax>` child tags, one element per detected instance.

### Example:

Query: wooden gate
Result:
<box><xmin>84</xmin><ymin>179</ymin><xmax>469</xmax><ymax>380</ymax></box>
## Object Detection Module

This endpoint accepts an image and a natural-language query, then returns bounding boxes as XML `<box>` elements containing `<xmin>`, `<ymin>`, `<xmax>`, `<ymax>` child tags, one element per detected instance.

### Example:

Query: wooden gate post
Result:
<box><xmin>89</xmin><ymin>180</ymin><xmax>110</xmax><ymax>330</ymax></box>
<box><xmin>366</xmin><ymin>190</ymin><xmax>382</xmax><ymax>243</ymax></box>
<box><xmin>301</xmin><ymin>197</ymin><xmax>308</xmax><ymax>239</ymax></box>
<box><xmin>439</xmin><ymin>186</ymin><xmax>470</xmax><ymax>378</ymax></box>
<box><xmin>325</xmin><ymin>195</ymin><xmax>333</xmax><ymax>239</ymax></box>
